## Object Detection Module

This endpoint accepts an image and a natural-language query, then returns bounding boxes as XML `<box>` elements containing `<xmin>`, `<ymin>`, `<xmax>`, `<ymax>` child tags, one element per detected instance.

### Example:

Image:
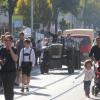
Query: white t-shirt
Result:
<box><xmin>19</xmin><ymin>47</ymin><xmax>35</xmax><ymax>67</ymax></box>
<box><xmin>76</xmin><ymin>68</ymin><xmax>95</xmax><ymax>81</ymax></box>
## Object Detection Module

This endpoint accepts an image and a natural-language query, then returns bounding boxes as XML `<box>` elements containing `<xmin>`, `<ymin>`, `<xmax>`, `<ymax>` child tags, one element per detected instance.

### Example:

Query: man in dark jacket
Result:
<box><xmin>0</xmin><ymin>35</ymin><xmax>18</xmax><ymax>100</ymax></box>
<box><xmin>89</xmin><ymin>37</ymin><xmax>100</xmax><ymax>61</ymax></box>
<box><xmin>15</xmin><ymin>32</ymin><xmax>24</xmax><ymax>85</ymax></box>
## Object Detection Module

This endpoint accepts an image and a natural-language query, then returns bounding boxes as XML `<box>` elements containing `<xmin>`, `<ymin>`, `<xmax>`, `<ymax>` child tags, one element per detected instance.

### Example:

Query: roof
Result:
<box><xmin>63</xmin><ymin>29</ymin><xmax>94</xmax><ymax>32</ymax></box>
<box><xmin>63</xmin><ymin>29</ymin><xmax>94</xmax><ymax>42</ymax></box>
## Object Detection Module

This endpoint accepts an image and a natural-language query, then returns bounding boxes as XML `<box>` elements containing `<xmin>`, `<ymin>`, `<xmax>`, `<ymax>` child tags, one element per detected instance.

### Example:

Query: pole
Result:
<box><xmin>55</xmin><ymin>8</ymin><xmax>58</xmax><ymax>34</ymax></box>
<box><xmin>8</xmin><ymin>0</ymin><xmax>12</xmax><ymax>34</ymax></box>
<box><xmin>31</xmin><ymin>0</ymin><xmax>35</xmax><ymax>40</ymax></box>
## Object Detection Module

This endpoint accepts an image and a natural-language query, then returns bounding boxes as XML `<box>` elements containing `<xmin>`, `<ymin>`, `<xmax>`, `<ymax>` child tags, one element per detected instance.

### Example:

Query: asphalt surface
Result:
<box><xmin>0</xmin><ymin>65</ymin><xmax>100</xmax><ymax>100</ymax></box>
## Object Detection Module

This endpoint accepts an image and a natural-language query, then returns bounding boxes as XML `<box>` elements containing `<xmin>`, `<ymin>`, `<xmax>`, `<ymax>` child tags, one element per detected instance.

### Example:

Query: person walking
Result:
<box><xmin>36</xmin><ymin>40</ymin><xmax>42</xmax><ymax>65</ymax></box>
<box><xmin>0</xmin><ymin>35</ymin><xmax>5</xmax><ymax>92</ymax></box>
<box><xmin>89</xmin><ymin>37</ymin><xmax>100</xmax><ymax>62</ymax></box>
<box><xmin>15</xmin><ymin>32</ymin><xmax>24</xmax><ymax>86</ymax></box>
<box><xmin>0</xmin><ymin>35</ymin><xmax>18</xmax><ymax>100</ymax></box>
<box><xmin>75</xmin><ymin>59</ymin><xmax>95</xmax><ymax>98</ymax></box>
<box><xmin>19</xmin><ymin>38</ymin><xmax>35</xmax><ymax>92</ymax></box>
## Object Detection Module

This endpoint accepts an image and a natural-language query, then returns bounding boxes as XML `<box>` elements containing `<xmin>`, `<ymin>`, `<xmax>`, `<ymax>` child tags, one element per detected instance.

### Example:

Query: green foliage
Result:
<box><xmin>59</xmin><ymin>18</ymin><xmax>70</xmax><ymax>31</ymax></box>
<box><xmin>0</xmin><ymin>0</ymin><xmax>8</xmax><ymax>12</ymax></box>
<box><xmin>15</xmin><ymin>0</ymin><xmax>52</xmax><ymax>28</ymax></box>
<box><xmin>83</xmin><ymin>1</ymin><xmax>100</xmax><ymax>28</ymax></box>
<box><xmin>52</xmin><ymin>0</ymin><xmax>80</xmax><ymax>16</ymax></box>
<box><xmin>0</xmin><ymin>0</ymin><xmax>18</xmax><ymax>15</ymax></box>
<box><xmin>15</xmin><ymin>0</ymin><xmax>80</xmax><ymax>30</ymax></box>
<box><xmin>15</xmin><ymin>0</ymin><xmax>31</xmax><ymax>27</ymax></box>
<box><xmin>52</xmin><ymin>0</ymin><xmax>80</xmax><ymax>32</ymax></box>
<box><xmin>34</xmin><ymin>0</ymin><xmax>53</xmax><ymax>28</ymax></box>
<box><xmin>80</xmin><ymin>0</ymin><xmax>85</xmax><ymax>7</ymax></box>
<box><xmin>0</xmin><ymin>0</ymin><xmax>7</xmax><ymax>6</ymax></box>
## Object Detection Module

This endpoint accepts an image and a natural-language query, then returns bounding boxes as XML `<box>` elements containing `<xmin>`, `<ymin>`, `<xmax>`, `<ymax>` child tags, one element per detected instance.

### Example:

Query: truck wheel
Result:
<box><xmin>40</xmin><ymin>62</ymin><xmax>45</xmax><ymax>74</ymax></box>
<box><xmin>45</xmin><ymin>65</ymin><xmax>49</xmax><ymax>73</ymax></box>
<box><xmin>68</xmin><ymin>62</ymin><xmax>74</xmax><ymax>74</ymax></box>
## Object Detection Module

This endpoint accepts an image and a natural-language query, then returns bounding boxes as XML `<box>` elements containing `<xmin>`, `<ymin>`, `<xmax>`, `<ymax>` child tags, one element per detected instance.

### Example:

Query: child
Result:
<box><xmin>19</xmin><ymin>38</ymin><xmax>35</xmax><ymax>92</ymax></box>
<box><xmin>75</xmin><ymin>59</ymin><xmax>95</xmax><ymax>98</ymax></box>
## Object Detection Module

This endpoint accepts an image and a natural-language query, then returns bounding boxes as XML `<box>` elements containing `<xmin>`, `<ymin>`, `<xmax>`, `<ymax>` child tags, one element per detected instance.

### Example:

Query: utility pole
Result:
<box><xmin>55</xmin><ymin>8</ymin><xmax>58</xmax><ymax>34</ymax></box>
<box><xmin>8</xmin><ymin>0</ymin><xmax>12</xmax><ymax>34</ymax></box>
<box><xmin>53</xmin><ymin>2</ymin><xmax>59</xmax><ymax>34</ymax></box>
<box><xmin>31</xmin><ymin>0</ymin><xmax>35</xmax><ymax>40</ymax></box>
<box><xmin>8</xmin><ymin>0</ymin><xmax>17</xmax><ymax>35</ymax></box>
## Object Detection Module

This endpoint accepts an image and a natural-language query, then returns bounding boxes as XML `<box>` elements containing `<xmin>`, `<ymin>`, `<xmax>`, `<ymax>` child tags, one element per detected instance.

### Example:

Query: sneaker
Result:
<box><xmin>26</xmin><ymin>87</ymin><xmax>29</xmax><ymax>92</ymax></box>
<box><xmin>0</xmin><ymin>87</ymin><xmax>3</xmax><ymax>93</ymax></box>
<box><xmin>85</xmin><ymin>92</ymin><xmax>90</xmax><ymax>98</ymax></box>
<box><xmin>87</xmin><ymin>95</ymin><xmax>90</xmax><ymax>98</ymax></box>
<box><xmin>87</xmin><ymin>94</ymin><xmax>90</xmax><ymax>98</ymax></box>
<box><xmin>21</xmin><ymin>88</ymin><xmax>24</xmax><ymax>92</ymax></box>
<box><xmin>14</xmin><ymin>82</ymin><xmax>19</xmax><ymax>86</ymax></box>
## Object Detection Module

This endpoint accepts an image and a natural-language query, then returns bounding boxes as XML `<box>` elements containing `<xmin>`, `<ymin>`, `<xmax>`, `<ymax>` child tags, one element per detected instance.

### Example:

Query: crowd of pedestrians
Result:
<box><xmin>0</xmin><ymin>31</ymin><xmax>52</xmax><ymax>100</ymax></box>
<box><xmin>15</xmin><ymin>32</ymin><xmax>24</xmax><ymax>86</ymax></box>
<box><xmin>0</xmin><ymin>31</ymin><xmax>34</xmax><ymax>100</ymax></box>
<box><xmin>75</xmin><ymin>32</ymin><xmax>100</xmax><ymax>98</ymax></box>
<box><xmin>1</xmin><ymin>30</ymin><xmax>100</xmax><ymax>100</ymax></box>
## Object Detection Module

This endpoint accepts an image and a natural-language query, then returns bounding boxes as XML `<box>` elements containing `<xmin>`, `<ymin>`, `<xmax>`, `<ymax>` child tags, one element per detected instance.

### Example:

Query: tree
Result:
<box><xmin>15</xmin><ymin>0</ymin><xmax>52</xmax><ymax>30</ymax></box>
<box><xmin>59</xmin><ymin>18</ymin><xmax>70</xmax><ymax>31</ymax></box>
<box><xmin>15</xmin><ymin>0</ymin><xmax>81</xmax><ymax>32</ymax></box>
<box><xmin>14</xmin><ymin>0</ymin><xmax>31</xmax><ymax>27</ymax></box>
<box><xmin>0</xmin><ymin>0</ymin><xmax>18</xmax><ymax>33</ymax></box>
<box><xmin>0</xmin><ymin>0</ymin><xmax>8</xmax><ymax>14</ymax></box>
<box><xmin>0</xmin><ymin>0</ymin><xmax>6</xmax><ymax>6</ymax></box>
<box><xmin>51</xmin><ymin>0</ymin><xmax>80</xmax><ymax>32</ymax></box>
<box><xmin>34</xmin><ymin>0</ymin><xmax>53</xmax><ymax>31</ymax></box>
<box><xmin>82</xmin><ymin>1</ymin><xmax>100</xmax><ymax>28</ymax></box>
<box><xmin>0</xmin><ymin>0</ymin><xmax>18</xmax><ymax>15</ymax></box>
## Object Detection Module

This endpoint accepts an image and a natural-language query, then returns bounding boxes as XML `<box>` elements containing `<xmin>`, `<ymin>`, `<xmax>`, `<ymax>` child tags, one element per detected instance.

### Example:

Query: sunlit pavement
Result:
<box><xmin>0</xmin><ymin>65</ymin><xmax>100</xmax><ymax>100</ymax></box>
<box><xmin>0</xmin><ymin>65</ymin><xmax>40</xmax><ymax>100</ymax></box>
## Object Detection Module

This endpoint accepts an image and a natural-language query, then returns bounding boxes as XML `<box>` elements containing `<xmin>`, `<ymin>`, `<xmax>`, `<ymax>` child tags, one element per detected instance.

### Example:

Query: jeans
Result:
<box><xmin>84</xmin><ymin>80</ymin><xmax>91</xmax><ymax>93</ymax></box>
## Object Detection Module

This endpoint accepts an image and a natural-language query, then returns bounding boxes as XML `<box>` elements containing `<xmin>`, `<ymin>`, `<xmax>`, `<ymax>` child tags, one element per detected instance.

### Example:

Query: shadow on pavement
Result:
<box><xmin>48</xmin><ymin>71</ymin><xmax>80</xmax><ymax>75</ymax></box>
<box><xmin>30</xmin><ymin>76</ymin><xmax>41</xmax><ymax>80</ymax></box>
<box><xmin>14</xmin><ymin>90</ymin><xmax>51</xmax><ymax>100</ymax></box>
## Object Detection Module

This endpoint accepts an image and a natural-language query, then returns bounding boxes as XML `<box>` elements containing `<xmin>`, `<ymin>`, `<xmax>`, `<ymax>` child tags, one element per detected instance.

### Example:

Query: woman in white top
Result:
<box><xmin>75</xmin><ymin>59</ymin><xmax>95</xmax><ymax>98</ymax></box>
<box><xmin>19</xmin><ymin>38</ymin><xmax>35</xmax><ymax>92</ymax></box>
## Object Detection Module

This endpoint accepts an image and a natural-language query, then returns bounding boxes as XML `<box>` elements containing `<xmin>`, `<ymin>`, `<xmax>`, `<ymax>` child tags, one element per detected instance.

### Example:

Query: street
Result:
<box><xmin>0</xmin><ymin>0</ymin><xmax>100</xmax><ymax>100</ymax></box>
<box><xmin>0</xmin><ymin>65</ymin><xmax>100</xmax><ymax>100</ymax></box>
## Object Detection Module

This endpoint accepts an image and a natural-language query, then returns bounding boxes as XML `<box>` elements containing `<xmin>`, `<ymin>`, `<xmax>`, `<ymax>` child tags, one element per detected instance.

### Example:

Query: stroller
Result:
<box><xmin>92</xmin><ymin>61</ymin><xmax>100</xmax><ymax>96</ymax></box>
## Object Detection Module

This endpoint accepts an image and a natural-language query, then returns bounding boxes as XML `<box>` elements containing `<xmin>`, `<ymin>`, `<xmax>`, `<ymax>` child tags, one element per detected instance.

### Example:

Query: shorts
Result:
<box><xmin>21</xmin><ymin>62</ymin><xmax>32</xmax><ymax>76</ymax></box>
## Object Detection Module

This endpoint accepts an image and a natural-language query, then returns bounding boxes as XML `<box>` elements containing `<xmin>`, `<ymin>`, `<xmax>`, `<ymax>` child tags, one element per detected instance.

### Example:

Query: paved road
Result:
<box><xmin>0</xmin><ymin>66</ymin><xmax>100</xmax><ymax>100</ymax></box>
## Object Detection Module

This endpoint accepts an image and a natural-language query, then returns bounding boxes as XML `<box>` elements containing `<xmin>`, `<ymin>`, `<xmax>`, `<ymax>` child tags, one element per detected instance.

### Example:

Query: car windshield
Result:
<box><xmin>72</xmin><ymin>36</ymin><xmax>91</xmax><ymax>45</ymax></box>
